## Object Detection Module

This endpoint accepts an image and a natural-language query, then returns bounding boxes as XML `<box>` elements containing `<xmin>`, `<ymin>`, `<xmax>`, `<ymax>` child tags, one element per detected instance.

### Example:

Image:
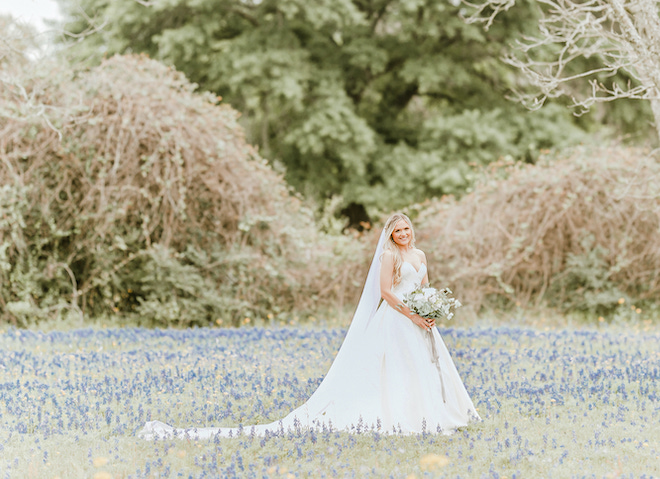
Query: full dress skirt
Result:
<box><xmin>140</xmin><ymin>262</ymin><xmax>480</xmax><ymax>439</ymax></box>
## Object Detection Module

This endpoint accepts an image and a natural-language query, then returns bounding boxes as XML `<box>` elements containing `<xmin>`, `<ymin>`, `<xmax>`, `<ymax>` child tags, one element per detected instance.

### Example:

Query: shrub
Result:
<box><xmin>0</xmin><ymin>53</ymin><xmax>367</xmax><ymax>326</ymax></box>
<box><xmin>415</xmin><ymin>146</ymin><xmax>660</xmax><ymax>316</ymax></box>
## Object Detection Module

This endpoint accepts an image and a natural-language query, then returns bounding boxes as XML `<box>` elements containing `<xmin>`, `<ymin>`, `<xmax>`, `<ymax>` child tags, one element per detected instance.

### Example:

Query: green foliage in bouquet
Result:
<box><xmin>415</xmin><ymin>146</ymin><xmax>660</xmax><ymax>317</ymax></box>
<box><xmin>0</xmin><ymin>51</ymin><xmax>369</xmax><ymax>327</ymax></box>
<box><xmin>403</xmin><ymin>285</ymin><xmax>461</xmax><ymax>321</ymax></box>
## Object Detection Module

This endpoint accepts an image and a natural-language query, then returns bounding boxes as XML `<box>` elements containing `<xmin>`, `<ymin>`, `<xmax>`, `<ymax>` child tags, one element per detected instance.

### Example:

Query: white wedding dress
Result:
<box><xmin>140</xmin><ymin>234</ymin><xmax>480</xmax><ymax>440</ymax></box>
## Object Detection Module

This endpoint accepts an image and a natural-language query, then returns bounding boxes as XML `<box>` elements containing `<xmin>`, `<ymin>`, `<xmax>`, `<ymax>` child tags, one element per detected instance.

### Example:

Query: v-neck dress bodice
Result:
<box><xmin>392</xmin><ymin>261</ymin><xmax>427</xmax><ymax>299</ymax></box>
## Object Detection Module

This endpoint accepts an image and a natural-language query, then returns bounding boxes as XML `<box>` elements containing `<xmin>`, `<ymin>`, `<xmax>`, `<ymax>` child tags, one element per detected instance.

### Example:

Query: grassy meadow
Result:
<box><xmin>0</xmin><ymin>321</ymin><xmax>658</xmax><ymax>478</ymax></box>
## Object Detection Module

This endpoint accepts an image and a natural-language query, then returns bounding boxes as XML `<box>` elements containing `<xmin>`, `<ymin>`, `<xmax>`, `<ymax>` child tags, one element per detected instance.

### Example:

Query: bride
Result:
<box><xmin>140</xmin><ymin>213</ymin><xmax>480</xmax><ymax>439</ymax></box>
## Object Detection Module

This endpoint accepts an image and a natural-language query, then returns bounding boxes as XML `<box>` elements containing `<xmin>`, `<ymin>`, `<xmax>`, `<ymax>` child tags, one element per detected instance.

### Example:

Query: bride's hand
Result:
<box><xmin>411</xmin><ymin>314</ymin><xmax>434</xmax><ymax>331</ymax></box>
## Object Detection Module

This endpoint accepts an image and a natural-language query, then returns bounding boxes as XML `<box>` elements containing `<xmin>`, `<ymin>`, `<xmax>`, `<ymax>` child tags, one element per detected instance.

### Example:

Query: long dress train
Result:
<box><xmin>139</xmin><ymin>260</ymin><xmax>480</xmax><ymax>439</ymax></box>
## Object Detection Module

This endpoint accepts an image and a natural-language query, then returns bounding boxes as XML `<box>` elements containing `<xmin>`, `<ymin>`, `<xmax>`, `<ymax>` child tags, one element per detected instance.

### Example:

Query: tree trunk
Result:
<box><xmin>260</xmin><ymin>95</ymin><xmax>270</xmax><ymax>158</ymax></box>
<box><xmin>649</xmin><ymin>98</ymin><xmax>660</xmax><ymax>142</ymax></box>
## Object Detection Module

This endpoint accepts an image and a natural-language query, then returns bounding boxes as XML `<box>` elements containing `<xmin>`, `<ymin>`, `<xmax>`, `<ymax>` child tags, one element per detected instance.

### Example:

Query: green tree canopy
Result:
<box><xmin>59</xmin><ymin>0</ymin><xmax>602</xmax><ymax>220</ymax></box>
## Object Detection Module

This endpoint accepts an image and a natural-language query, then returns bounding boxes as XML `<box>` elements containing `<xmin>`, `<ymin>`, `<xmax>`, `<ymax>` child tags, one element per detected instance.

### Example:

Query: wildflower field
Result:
<box><xmin>0</xmin><ymin>324</ymin><xmax>658</xmax><ymax>478</ymax></box>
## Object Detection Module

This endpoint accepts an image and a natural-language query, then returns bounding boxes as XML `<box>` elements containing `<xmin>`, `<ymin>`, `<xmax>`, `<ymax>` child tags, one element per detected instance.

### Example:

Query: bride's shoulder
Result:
<box><xmin>381</xmin><ymin>250</ymin><xmax>395</xmax><ymax>261</ymax></box>
<box><xmin>413</xmin><ymin>248</ymin><xmax>427</xmax><ymax>262</ymax></box>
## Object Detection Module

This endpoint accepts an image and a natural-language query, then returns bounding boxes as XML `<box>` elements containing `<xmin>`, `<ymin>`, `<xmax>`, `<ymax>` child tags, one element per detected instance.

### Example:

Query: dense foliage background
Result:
<box><xmin>0</xmin><ymin>51</ymin><xmax>369</xmax><ymax>326</ymax></box>
<box><xmin>57</xmin><ymin>0</ymin><xmax>655</xmax><ymax>221</ymax></box>
<box><xmin>1</xmin><ymin>0</ymin><xmax>659</xmax><ymax>326</ymax></box>
<box><xmin>416</xmin><ymin>146</ymin><xmax>660</xmax><ymax>317</ymax></box>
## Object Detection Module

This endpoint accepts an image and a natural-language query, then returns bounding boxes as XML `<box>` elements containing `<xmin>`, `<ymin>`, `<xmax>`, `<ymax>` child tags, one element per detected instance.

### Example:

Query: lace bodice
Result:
<box><xmin>392</xmin><ymin>262</ymin><xmax>427</xmax><ymax>300</ymax></box>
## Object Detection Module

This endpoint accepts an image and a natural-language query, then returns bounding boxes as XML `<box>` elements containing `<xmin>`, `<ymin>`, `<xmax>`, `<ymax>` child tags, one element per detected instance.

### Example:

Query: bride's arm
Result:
<box><xmin>419</xmin><ymin>249</ymin><xmax>429</xmax><ymax>285</ymax></box>
<box><xmin>380</xmin><ymin>251</ymin><xmax>432</xmax><ymax>331</ymax></box>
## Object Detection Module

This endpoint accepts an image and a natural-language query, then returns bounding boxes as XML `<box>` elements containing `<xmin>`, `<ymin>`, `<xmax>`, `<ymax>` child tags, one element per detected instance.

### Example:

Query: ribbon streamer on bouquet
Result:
<box><xmin>426</xmin><ymin>330</ymin><xmax>447</xmax><ymax>403</ymax></box>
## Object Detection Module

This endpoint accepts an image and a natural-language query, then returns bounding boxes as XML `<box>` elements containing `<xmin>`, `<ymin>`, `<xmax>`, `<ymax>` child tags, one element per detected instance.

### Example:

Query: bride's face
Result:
<box><xmin>391</xmin><ymin>220</ymin><xmax>412</xmax><ymax>248</ymax></box>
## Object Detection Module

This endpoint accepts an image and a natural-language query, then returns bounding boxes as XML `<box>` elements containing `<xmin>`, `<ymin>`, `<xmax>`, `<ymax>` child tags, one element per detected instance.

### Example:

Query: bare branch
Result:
<box><xmin>461</xmin><ymin>0</ymin><xmax>516</xmax><ymax>30</ymax></box>
<box><xmin>462</xmin><ymin>0</ymin><xmax>660</xmax><ymax>138</ymax></box>
<box><xmin>59</xmin><ymin>4</ymin><xmax>108</xmax><ymax>40</ymax></box>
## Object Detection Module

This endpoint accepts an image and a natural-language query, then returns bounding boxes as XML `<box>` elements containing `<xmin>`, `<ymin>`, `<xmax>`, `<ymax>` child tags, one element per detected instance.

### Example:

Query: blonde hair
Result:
<box><xmin>382</xmin><ymin>213</ymin><xmax>415</xmax><ymax>287</ymax></box>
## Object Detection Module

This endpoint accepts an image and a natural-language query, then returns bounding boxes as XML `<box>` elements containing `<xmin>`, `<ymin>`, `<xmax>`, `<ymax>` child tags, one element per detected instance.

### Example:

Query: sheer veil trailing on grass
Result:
<box><xmin>139</xmin><ymin>227</ymin><xmax>480</xmax><ymax>439</ymax></box>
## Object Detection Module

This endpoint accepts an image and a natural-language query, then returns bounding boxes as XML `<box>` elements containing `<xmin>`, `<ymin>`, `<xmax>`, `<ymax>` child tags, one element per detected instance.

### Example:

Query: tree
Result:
<box><xmin>463</xmin><ymin>0</ymin><xmax>660</xmax><ymax>140</ymax></box>
<box><xmin>58</xmin><ymin>0</ymin><xmax>596</xmax><ymax>220</ymax></box>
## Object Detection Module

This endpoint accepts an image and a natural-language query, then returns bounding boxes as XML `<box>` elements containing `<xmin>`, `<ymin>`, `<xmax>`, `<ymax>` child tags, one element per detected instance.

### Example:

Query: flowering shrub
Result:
<box><xmin>0</xmin><ymin>324</ymin><xmax>658</xmax><ymax>477</ymax></box>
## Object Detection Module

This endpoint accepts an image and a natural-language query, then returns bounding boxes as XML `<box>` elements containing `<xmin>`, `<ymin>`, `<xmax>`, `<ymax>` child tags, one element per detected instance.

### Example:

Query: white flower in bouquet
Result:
<box><xmin>403</xmin><ymin>285</ymin><xmax>462</xmax><ymax>321</ymax></box>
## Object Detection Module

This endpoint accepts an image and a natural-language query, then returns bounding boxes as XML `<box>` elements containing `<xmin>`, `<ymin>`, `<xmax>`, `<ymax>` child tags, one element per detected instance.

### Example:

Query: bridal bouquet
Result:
<box><xmin>402</xmin><ymin>285</ymin><xmax>462</xmax><ymax>321</ymax></box>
